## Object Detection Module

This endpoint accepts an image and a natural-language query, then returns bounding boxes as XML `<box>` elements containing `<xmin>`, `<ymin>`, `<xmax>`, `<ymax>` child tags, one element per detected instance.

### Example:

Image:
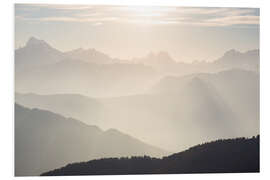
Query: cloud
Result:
<box><xmin>205</xmin><ymin>15</ymin><xmax>259</xmax><ymax>27</ymax></box>
<box><xmin>15</xmin><ymin>4</ymin><xmax>259</xmax><ymax>27</ymax></box>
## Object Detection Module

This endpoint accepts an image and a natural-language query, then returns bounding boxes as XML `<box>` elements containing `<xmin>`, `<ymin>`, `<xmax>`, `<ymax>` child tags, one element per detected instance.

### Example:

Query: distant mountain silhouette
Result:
<box><xmin>214</xmin><ymin>49</ymin><xmax>259</xmax><ymax>71</ymax></box>
<box><xmin>15</xmin><ymin>37</ymin><xmax>260</xmax><ymax>176</ymax></box>
<box><xmin>151</xmin><ymin>69</ymin><xmax>259</xmax><ymax>127</ymax></box>
<box><xmin>15</xmin><ymin>92</ymin><xmax>103</xmax><ymax>125</ymax></box>
<box><xmin>132</xmin><ymin>49</ymin><xmax>259</xmax><ymax>75</ymax></box>
<box><xmin>15</xmin><ymin>37</ymin><xmax>66</xmax><ymax>72</ymax></box>
<box><xmin>132</xmin><ymin>51</ymin><xmax>176</xmax><ymax>69</ymax></box>
<box><xmin>99</xmin><ymin>69</ymin><xmax>259</xmax><ymax>150</ymax></box>
<box><xmin>15</xmin><ymin>104</ymin><xmax>167</xmax><ymax>176</ymax></box>
<box><xmin>15</xmin><ymin>37</ymin><xmax>259</xmax><ymax>97</ymax></box>
<box><xmin>41</xmin><ymin>135</ymin><xmax>259</xmax><ymax>176</ymax></box>
<box><xmin>15</xmin><ymin>69</ymin><xmax>259</xmax><ymax>151</ymax></box>
<box><xmin>65</xmin><ymin>48</ymin><xmax>115</xmax><ymax>64</ymax></box>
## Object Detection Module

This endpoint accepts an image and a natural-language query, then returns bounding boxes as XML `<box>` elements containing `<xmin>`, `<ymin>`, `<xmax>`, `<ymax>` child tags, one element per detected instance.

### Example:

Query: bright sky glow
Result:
<box><xmin>15</xmin><ymin>4</ymin><xmax>259</xmax><ymax>62</ymax></box>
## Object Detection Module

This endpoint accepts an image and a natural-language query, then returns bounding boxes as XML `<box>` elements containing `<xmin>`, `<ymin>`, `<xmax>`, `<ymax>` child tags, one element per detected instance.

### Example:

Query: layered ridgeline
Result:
<box><xmin>15</xmin><ymin>37</ymin><xmax>260</xmax><ymax>175</ymax></box>
<box><xmin>15</xmin><ymin>37</ymin><xmax>158</xmax><ymax>97</ymax></box>
<box><xmin>15</xmin><ymin>93</ymin><xmax>103</xmax><ymax>126</ymax></box>
<box><xmin>132</xmin><ymin>49</ymin><xmax>259</xmax><ymax>74</ymax></box>
<box><xmin>41</xmin><ymin>136</ymin><xmax>259</xmax><ymax>176</ymax></box>
<box><xmin>15</xmin><ymin>104</ymin><xmax>167</xmax><ymax>176</ymax></box>
<box><xmin>16</xmin><ymin>69</ymin><xmax>259</xmax><ymax>151</ymax></box>
<box><xmin>15</xmin><ymin>37</ymin><xmax>259</xmax><ymax>97</ymax></box>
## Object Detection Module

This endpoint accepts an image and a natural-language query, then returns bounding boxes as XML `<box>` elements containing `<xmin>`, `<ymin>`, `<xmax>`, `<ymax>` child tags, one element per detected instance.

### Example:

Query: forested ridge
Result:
<box><xmin>41</xmin><ymin>135</ymin><xmax>259</xmax><ymax>176</ymax></box>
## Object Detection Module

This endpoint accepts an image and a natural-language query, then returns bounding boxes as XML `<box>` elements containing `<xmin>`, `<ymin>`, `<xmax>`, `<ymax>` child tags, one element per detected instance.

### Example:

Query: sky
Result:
<box><xmin>15</xmin><ymin>4</ymin><xmax>259</xmax><ymax>62</ymax></box>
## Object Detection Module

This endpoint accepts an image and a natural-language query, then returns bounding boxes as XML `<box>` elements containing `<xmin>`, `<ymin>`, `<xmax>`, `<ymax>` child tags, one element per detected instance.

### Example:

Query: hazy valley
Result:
<box><xmin>15</xmin><ymin>37</ymin><xmax>260</xmax><ymax>176</ymax></box>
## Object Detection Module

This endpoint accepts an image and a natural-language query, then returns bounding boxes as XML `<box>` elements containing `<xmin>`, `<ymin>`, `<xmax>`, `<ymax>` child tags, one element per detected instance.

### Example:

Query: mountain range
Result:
<box><xmin>14</xmin><ymin>37</ymin><xmax>260</xmax><ymax>176</ymax></box>
<box><xmin>15</xmin><ymin>37</ymin><xmax>259</xmax><ymax>97</ymax></box>
<box><xmin>15</xmin><ymin>69</ymin><xmax>259</xmax><ymax>151</ymax></box>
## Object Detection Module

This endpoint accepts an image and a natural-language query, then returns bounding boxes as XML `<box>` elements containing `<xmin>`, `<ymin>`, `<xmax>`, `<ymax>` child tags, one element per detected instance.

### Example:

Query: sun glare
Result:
<box><xmin>127</xmin><ymin>6</ymin><xmax>163</xmax><ymax>17</ymax></box>
<box><xmin>118</xmin><ymin>6</ymin><xmax>174</xmax><ymax>25</ymax></box>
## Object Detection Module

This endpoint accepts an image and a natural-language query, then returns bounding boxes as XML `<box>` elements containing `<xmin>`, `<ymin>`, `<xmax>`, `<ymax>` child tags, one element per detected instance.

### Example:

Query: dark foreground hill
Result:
<box><xmin>41</xmin><ymin>136</ymin><xmax>259</xmax><ymax>176</ymax></box>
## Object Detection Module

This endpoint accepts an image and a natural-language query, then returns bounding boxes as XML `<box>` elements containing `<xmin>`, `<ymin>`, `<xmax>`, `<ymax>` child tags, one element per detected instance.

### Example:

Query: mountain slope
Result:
<box><xmin>41</xmin><ymin>136</ymin><xmax>259</xmax><ymax>176</ymax></box>
<box><xmin>151</xmin><ymin>69</ymin><xmax>259</xmax><ymax>130</ymax></box>
<box><xmin>15</xmin><ymin>104</ymin><xmax>167</xmax><ymax>176</ymax></box>
<box><xmin>15</xmin><ymin>93</ymin><xmax>103</xmax><ymax>125</ymax></box>
<box><xmin>65</xmin><ymin>48</ymin><xmax>114</xmax><ymax>64</ymax></box>
<box><xmin>98</xmin><ymin>69</ymin><xmax>259</xmax><ymax>151</ymax></box>
<box><xmin>15</xmin><ymin>69</ymin><xmax>259</xmax><ymax>151</ymax></box>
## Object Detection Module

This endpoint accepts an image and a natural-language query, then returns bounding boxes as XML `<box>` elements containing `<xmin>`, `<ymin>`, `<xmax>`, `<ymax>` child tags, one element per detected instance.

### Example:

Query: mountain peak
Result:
<box><xmin>26</xmin><ymin>37</ymin><xmax>49</xmax><ymax>47</ymax></box>
<box><xmin>217</xmin><ymin>49</ymin><xmax>259</xmax><ymax>67</ymax></box>
<box><xmin>223</xmin><ymin>49</ymin><xmax>241</xmax><ymax>57</ymax></box>
<box><xmin>146</xmin><ymin>51</ymin><xmax>175</xmax><ymax>64</ymax></box>
<box><xmin>246</xmin><ymin>49</ymin><xmax>260</xmax><ymax>56</ymax></box>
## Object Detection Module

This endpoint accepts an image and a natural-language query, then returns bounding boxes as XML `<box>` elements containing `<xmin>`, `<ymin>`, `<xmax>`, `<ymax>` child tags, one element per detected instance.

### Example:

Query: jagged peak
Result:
<box><xmin>223</xmin><ymin>49</ymin><xmax>241</xmax><ymax>57</ymax></box>
<box><xmin>26</xmin><ymin>37</ymin><xmax>43</xmax><ymax>45</ymax></box>
<box><xmin>26</xmin><ymin>36</ymin><xmax>50</xmax><ymax>48</ymax></box>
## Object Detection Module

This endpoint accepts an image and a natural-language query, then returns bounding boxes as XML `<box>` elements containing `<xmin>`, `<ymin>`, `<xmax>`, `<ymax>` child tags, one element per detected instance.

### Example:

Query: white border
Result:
<box><xmin>12</xmin><ymin>0</ymin><xmax>261</xmax><ymax>8</ymax></box>
<box><xmin>1</xmin><ymin>0</ymin><xmax>269</xmax><ymax>180</ymax></box>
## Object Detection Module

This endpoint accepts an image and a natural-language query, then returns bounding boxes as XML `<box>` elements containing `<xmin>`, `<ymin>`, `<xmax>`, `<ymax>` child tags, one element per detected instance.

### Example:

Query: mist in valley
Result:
<box><xmin>15</xmin><ymin>37</ymin><xmax>259</xmax><ymax>176</ymax></box>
